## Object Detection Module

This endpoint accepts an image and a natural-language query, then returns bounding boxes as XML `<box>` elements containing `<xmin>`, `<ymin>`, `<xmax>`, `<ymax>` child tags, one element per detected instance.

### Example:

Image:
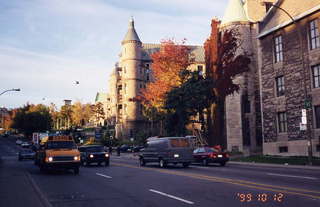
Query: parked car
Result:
<box><xmin>132</xmin><ymin>145</ymin><xmax>144</xmax><ymax>152</ymax></box>
<box><xmin>119</xmin><ymin>144</ymin><xmax>131</xmax><ymax>152</ymax></box>
<box><xmin>18</xmin><ymin>149</ymin><xmax>35</xmax><ymax>161</ymax></box>
<box><xmin>139</xmin><ymin>137</ymin><xmax>193</xmax><ymax>168</ymax></box>
<box><xmin>21</xmin><ymin>142</ymin><xmax>31</xmax><ymax>148</ymax></box>
<box><xmin>192</xmin><ymin>147</ymin><xmax>229</xmax><ymax>166</ymax></box>
<box><xmin>16</xmin><ymin>140</ymin><xmax>23</xmax><ymax>145</ymax></box>
<box><xmin>79</xmin><ymin>145</ymin><xmax>109</xmax><ymax>166</ymax></box>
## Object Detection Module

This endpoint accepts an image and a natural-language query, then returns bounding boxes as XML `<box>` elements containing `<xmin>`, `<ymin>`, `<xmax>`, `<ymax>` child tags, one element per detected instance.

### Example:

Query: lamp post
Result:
<box><xmin>0</xmin><ymin>88</ymin><xmax>20</xmax><ymax>96</ymax></box>
<box><xmin>266</xmin><ymin>3</ymin><xmax>313</xmax><ymax>165</ymax></box>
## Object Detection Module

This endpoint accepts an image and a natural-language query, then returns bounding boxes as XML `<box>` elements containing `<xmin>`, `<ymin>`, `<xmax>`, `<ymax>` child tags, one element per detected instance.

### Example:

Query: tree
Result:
<box><xmin>165</xmin><ymin>71</ymin><xmax>215</xmax><ymax>136</ymax></box>
<box><xmin>204</xmin><ymin>19</ymin><xmax>251</xmax><ymax>147</ymax></box>
<box><xmin>71</xmin><ymin>102</ymin><xmax>93</xmax><ymax>127</ymax></box>
<box><xmin>11</xmin><ymin>104</ymin><xmax>52</xmax><ymax>137</ymax></box>
<box><xmin>91</xmin><ymin>102</ymin><xmax>105</xmax><ymax>126</ymax></box>
<box><xmin>140</xmin><ymin>39</ymin><xmax>193</xmax><ymax>134</ymax></box>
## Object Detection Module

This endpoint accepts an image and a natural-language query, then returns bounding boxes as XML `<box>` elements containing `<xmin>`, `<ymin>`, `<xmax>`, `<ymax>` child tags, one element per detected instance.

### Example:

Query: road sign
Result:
<box><xmin>304</xmin><ymin>100</ymin><xmax>312</xmax><ymax>109</ymax></box>
<box><xmin>301</xmin><ymin>116</ymin><xmax>307</xmax><ymax>124</ymax></box>
<box><xmin>300</xmin><ymin>123</ymin><xmax>307</xmax><ymax>131</ymax></box>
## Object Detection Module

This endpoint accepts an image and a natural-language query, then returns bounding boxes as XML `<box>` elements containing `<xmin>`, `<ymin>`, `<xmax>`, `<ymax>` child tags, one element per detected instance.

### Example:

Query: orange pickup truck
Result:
<box><xmin>34</xmin><ymin>135</ymin><xmax>81</xmax><ymax>174</ymax></box>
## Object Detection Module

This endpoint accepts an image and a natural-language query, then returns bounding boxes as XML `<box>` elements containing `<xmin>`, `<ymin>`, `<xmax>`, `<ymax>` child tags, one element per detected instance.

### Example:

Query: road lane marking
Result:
<box><xmin>113</xmin><ymin>162</ymin><xmax>320</xmax><ymax>200</ymax></box>
<box><xmin>149</xmin><ymin>189</ymin><xmax>194</xmax><ymax>205</ymax></box>
<box><xmin>96</xmin><ymin>173</ymin><xmax>112</xmax><ymax>179</ymax></box>
<box><xmin>267</xmin><ymin>173</ymin><xmax>318</xmax><ymax>180</ymax></box>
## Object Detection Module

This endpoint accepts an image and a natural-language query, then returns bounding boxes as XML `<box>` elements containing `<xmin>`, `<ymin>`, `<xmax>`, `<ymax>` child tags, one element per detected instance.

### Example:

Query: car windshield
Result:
<box><xmin>85</xmin><ymin>146</ymin><xmax>104</xmax><ymax>152</ymax></box>
<box><xmin>170</xmin><ymin>138</ymin><xmax>190</xmax><ymax>148</ymax></box>
<box><xmin>46</xmin><ymin>141</ymin><xmax>76</xmax><ymax>149</ymax></box>
<box><xmin>21</xmin><ymin>149</ymin><xmax>33</xmax><ymax>153</ymax></box>
<box><xmin>206</xmin><ymin>148</ymin><xmax>219</xmax><ymax>153</ymax></box>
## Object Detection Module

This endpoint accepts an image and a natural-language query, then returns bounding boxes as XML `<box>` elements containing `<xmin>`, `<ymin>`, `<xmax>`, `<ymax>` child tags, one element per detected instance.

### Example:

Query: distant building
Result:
<box><xmin>0</xmin><ymin>107</ymin><xmax>9</xmax><ymax>131</ymax></box>
<box><xmin>106</xmin><ymin>18</ymin><xmax>205</xmax><ymax>139</ymax></box>
<box><xmin>258</xmin><ymin>0</ymin><xmax>320</xmax><ymax>157</ymax></box>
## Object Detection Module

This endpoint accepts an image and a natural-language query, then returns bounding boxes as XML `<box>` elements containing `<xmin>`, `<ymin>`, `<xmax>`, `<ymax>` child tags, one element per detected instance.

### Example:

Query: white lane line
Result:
<box><xmin>267</xmin><ymin>173</ymin><xmax>318</xmax><ymax>180</ymax></box>
<box><xmin>96</xmin><ymin>173</ymin><xmax>112</xmax><ymax>179</ymax></box>
<box><xmin>149</xmin><ymin>189</ymin><xmax>194</xmax><ymax>205</ymax></box>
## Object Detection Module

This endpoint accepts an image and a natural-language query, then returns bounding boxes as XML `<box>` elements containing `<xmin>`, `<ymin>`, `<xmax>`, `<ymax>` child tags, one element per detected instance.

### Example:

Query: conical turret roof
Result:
<box><xmin>122</xmin><ymin>17</ymin><xmax>141</xmax><ymax>43</ymax></box>
<box><xmin>221</xmin><ymin>0</ymin><xmax>249</xmax><ymax>25</ymax></box>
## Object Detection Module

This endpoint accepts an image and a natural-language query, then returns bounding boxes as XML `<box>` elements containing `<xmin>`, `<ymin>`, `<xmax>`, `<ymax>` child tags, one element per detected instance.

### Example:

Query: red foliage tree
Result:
<box><xmin>204</xmin><ymin>19</ymin><xmax>251</xmax><ymax>147</ymax></box>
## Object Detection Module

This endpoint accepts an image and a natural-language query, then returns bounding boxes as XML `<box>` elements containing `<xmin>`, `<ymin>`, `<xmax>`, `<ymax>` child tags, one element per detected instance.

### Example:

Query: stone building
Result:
<box><xmin>106</xmin><ymin>18</ymin><xmax>205</xmax><ymax>139</ymax></box>
<box><xmin>221</xmin><ymin>0</ymin><xmax>277</xmax><ymax>154</ymax></box>
<box><xmin>258</xmin><ymin>0</ymin><xmax>320</xmax><ymax>157</ymax></box>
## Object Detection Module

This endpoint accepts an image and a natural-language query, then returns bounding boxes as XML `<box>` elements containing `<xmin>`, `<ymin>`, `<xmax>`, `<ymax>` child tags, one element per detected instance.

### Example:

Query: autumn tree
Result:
<box><xmin>91</xmin><ymin>102</ymin><xmax>105</xmax><ymax>126</ymax></box>
<box><xmin>204</xmin><ymin>19</ymin><xmax>251</xmax><ymax>147</ymax></box>
<box><xmin>71</xmin><ymin>101</ymin><xmax>93</xmax><ymax>127</ymax></box>
<box><xmin>140</xmin><ymin>39</ymin><xmax>193</xmax><ymax>135</ymax></box>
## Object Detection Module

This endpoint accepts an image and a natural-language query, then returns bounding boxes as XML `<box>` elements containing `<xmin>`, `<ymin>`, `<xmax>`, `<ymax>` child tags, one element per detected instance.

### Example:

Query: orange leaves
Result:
<box><xmin>141</xmin><ymin>39</ymin><xmax>192</xmax><ymax>111</ymax></box>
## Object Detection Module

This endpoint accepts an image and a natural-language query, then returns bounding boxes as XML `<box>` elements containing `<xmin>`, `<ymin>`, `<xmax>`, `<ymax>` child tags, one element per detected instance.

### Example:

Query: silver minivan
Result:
<box><xmin>139</xmin><ymin>137</ymin><xmax>193</xmax><ymax>168</ymax></box>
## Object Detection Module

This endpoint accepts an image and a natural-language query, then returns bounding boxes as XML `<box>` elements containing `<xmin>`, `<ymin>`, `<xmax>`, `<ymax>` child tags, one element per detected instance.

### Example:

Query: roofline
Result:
<box><xmin>258</xmin><ymin>4</ymin><xmax>320</xmax><ymax>38</ymax></box>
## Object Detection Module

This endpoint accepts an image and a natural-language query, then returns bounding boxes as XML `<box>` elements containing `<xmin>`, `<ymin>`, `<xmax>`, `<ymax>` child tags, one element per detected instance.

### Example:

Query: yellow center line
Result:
<box><xmin>113</xmin><ymin>162</ymin><xmax>320</xmax><ymax>200</ymax></box>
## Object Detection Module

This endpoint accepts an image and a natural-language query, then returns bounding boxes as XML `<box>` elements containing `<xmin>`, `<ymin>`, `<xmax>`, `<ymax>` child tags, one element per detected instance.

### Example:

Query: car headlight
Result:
<box><xmin>89</xmin><ymin>154</ymin><xmax>94</xmax><ymax>158</ymax></box>
<box><xmin>48</xmin><ymin>157</ymin><xmax>53</xmax><ymax>162</ymax></box>
<box><xmin>105</xmin><ymin>153</ymin><xmax>109</xmax><ymax>158</ymax></box>
<box><xmin>174</xmin><ymin>154</ymin><xmax>179</xmax><ymax>158</ymax></box>
<box><xmin>74</xmin><ymin>156</ymin><xmax>80</xmax><ymax>161</ymax></box>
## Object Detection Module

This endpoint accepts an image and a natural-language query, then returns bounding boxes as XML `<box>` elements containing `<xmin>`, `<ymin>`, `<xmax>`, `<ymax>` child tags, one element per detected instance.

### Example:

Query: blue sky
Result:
<box><xmin>0</xmin><ymin>0</ymin><xmax>228</xmax><ymax>109</ymax></box>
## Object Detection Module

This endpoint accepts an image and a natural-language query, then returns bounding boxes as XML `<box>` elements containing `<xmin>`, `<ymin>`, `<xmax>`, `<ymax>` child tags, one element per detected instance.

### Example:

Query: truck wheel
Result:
<box><xmin>220</xmin><ymin>162</ymin><xmax>226</xmax><ymax>166</ymax></box>
<box><xmin>159</xmin><ymin>159</ymin><xmax>166</xmax><ymax>168</ymax></box>
<box><xmin>74</xmin><ymin>167</ymin><xmax>79</xmax><ymax>175</ymax></box>
<box><xmin>182</xmin><ymin>162</ymin><xmax>190</xmax><ymax>168</ymax></box>
<box><xmin>202</xmin><ymin>159</ymin><xmax>208</xmax><ymax>166</ymax></box>
<box><xmin>40</xmin><ymin>166</ymin><xmax>46</xmax><ymax>173</ymax></box>
<box><xmin>139</xmin><ymin>158</ymin><xmax>145</xmax><ymax>166</ymax></box>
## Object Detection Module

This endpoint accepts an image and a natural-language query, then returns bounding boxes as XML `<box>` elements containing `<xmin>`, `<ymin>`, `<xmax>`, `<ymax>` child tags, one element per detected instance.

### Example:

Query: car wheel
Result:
<box><xmin>105</xmin><ymin>161</ymin><xmax>109</xmax><ymax>167</ymax></box>
<box><xmin>202</xmin><ymin>159</ymin><xmax>208</xmax><ymax>166</ymax></box>
<box><xmin>40</xmin><ymin>166</ymin><xmax>46</xmax><ymax>173</ymax></box>
<box><xmin>159</xmin><ymin>159</ymin><xmax>166</xmax><ymax>168</ymax></box>
<box><xmin>182</xmin><ymin>162</ymin><xmax>190</xmax><ymax>168</ymax></box>
<box><xmin>98</xmin><ymin>162</ymin><xmax>101</xmax><ymax>166</ymax></box>
<box><xmin>74</xmin><ymin>167</ymin><xmax>79</xmax><ymax>175</ymax></box>
<box><xmin>139</xmin><ymin>158</ymin><xmax>145</xmax><ymax>166</ymax></box>
<box><xmin>220</xmin><ymin>162</ymin><xmax>226</xmax><ymax>166</ymax></box>
<box><xmin>82</xmin><ymin>161</ymin><xmax>88</xmax><ymax>167</ymax></box>
<box><xmin>18</xmin><ymin>156</ymin><xmax>22</xmax><ymax>161</ymax></box>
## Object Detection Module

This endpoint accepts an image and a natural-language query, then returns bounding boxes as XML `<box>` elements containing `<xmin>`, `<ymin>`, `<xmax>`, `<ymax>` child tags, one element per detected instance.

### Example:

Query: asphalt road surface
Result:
<box><xmin>1</xmin><ymin>137</ymin><xmax>320</xmax><ymax>207</ymax></box>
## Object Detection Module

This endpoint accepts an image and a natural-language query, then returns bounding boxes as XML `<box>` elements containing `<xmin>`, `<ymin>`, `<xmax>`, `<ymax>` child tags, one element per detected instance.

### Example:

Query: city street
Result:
<box><xmin>1</xmin><ymin>137</ymin><xmax>320</xmax><ymax>207</ymax></box>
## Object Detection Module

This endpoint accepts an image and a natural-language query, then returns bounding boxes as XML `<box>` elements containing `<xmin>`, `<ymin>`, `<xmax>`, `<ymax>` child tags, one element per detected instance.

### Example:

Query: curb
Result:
<box><xmin>229</xmin><ymin>161</ymin><xmax>320</xmax><ymax>170</ymax></box>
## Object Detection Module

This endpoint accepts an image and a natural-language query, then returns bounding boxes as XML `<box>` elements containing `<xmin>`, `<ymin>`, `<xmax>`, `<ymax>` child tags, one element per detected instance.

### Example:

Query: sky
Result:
<box><xmin>0</xmin><ymin>0</ymin><xmax>228</xmax><ymax>109</ymax></box>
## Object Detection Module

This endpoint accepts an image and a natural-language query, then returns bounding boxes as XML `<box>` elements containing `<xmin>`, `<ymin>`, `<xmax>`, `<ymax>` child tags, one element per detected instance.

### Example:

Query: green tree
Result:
<box><xmin>165</xmin><ymin>71</ymin><xmax>215</xmax><ymax>136</ymax></box>
<box><xmin>11</xmin><ymin>104</ymin><xmax>52</xmax><ymax>137</ymax></box>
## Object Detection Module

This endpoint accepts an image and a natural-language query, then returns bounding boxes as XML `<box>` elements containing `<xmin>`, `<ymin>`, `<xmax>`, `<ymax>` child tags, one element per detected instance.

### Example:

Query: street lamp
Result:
<box><xmin>0</xmin><ymin>88</ymin><xmax>20</xmax><ymax>96</ymax></box>
<box><xmin>262</xmin><ymin>3</ymin><xmax>313</xmax><ymax>165</ymax></box>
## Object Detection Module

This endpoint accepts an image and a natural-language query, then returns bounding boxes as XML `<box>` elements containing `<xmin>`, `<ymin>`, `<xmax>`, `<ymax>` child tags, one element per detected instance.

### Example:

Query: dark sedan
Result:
<box><xmin>193</xmin><ymin>147</ymin><xmax>229</xmax><ymax>166</ymax></box>
<box><xmin>18</xmin><ymin>149</ymin><xmax>35</xmax><ymax>161</ymax></box>
<box><xmin>79</xmin><ymin>145</ymin><xmax>110</xmax><ymax>166</ymax></box>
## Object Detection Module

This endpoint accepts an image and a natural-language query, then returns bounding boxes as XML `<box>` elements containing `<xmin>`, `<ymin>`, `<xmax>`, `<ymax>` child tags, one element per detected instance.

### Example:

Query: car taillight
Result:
<box><xmin>210</xmin><ymin>153</ymin><xmax>217</xmax><ymax>158</ymax></box>
<box><xmin>225</xmin><ymin>153</ymin><xmax>229</xmax><ymax>158</ymax></box>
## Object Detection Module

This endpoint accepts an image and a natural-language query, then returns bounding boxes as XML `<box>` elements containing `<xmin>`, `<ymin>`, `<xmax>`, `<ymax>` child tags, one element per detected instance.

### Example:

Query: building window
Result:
<box><xmin>315</xmin><ymin>106</ymin><xmax>320</xmax><ymax>128</ymax></box>
<box><xmin>277</xmin><ymin>112</ymin><xmax>287</xmax><ymax>133</ymax></box>
<box><xmin>274</xmin><ymin>35</ymin><xmax>283</xmax><ymax>62</ymax></box>
<box><xmin>312</xmin><ymin>64</ymin><xmax>320</xmax><ymax>88</ymax></box>
<box><xmin>276</xmin><ymin>76</ymin><xmax>285</xmax><ymax>96</ymax></box>
<box><xmin>279</xmin><ymin>146</ymin><xmax>288</xmax><ymax>153</ymax></box>
<box><xmin>309</xmin><ymin>19</ymin><xmax>320</xmax><ymax>50</ymax></box>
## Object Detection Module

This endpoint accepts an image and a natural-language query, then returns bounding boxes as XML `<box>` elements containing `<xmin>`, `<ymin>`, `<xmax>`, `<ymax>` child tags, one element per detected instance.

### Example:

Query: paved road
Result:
<box><xmin>1</xmin><ymin>137</ymin><xmax>320</xmax><ymax>207</ymax></box>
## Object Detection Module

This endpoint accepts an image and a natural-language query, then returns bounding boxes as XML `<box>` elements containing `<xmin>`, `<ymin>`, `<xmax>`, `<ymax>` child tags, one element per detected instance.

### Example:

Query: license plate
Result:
<box><xmin>218</xmin><ymin>155</ymin><xmax>223</xmax><ymax>158</ymax></box>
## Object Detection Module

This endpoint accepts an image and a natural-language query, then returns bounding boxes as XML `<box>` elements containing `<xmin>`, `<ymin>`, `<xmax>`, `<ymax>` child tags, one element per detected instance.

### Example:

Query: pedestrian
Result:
<box><xmin>109</xmin><ymin>145</ymin><xmax>112</xmax><ymax>155</ymax></box>
<box><xmin>117</xmin><ymin>145</ymin><xmax>121</xmax><ymax>156</ymax></box>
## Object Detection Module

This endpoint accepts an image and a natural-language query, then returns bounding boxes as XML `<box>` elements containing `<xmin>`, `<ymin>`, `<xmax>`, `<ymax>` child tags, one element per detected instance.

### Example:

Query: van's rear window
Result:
<box><xmin>170</xmin><ymin>139</ymin><xmax>190</xmax><ymax>147</ymax></box>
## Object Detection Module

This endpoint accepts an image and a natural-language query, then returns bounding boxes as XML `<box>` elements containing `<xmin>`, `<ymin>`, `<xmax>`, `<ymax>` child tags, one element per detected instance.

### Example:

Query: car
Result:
<box><xmin>21</xmin><ymin>142</ymin><xmax>31</xmax><ymax>148</ymax></box>
<box><xmin>192</xmin><ymin>147</ymin><xmax>229</xmax><ymax>166</ymax></box>
<box><xmin>79</xmin><ymin>145</ymin><xmax>110</xmax><ymax>166</ymax></box>
<box><xmin>16</xmin><ymin>140</ymin><xmax>23</xmax><ymax>145</ymax></box>
<box><xmin>139</xmin><ymin>137</ymin><xmax>194</xmax><ymax>168</ymax></box>
<box><xmin>119</xmin><ymin>144</ymin><xmax>131</xmax><ymax>152</ymax></box>
<box><xmin>132</xmin><ymin>146</ymin><xmax>144</xmax><ymax>152</ymax></box>
<box><xmin>18</xmin><ymin>149</ymin><xmax>35</xmax><ymax>161</ymax></box>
